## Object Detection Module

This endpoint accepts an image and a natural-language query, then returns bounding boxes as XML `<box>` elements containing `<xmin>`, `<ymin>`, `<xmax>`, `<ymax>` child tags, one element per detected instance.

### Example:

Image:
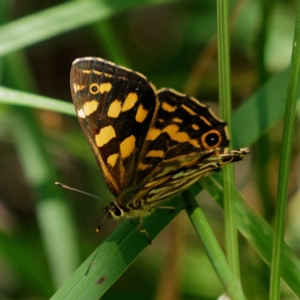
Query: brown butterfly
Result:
<box><xmin>70</xmin><ymin>57</ymin><xmax>249</xmax><ymax>242</ymax></box>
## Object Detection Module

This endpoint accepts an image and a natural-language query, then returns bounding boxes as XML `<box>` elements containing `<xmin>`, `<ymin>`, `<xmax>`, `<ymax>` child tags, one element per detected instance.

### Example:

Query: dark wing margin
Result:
<box><xmin>70</xmin><ymin>57</ymin><xmax>158</xmax><ymax>196</ymax></box>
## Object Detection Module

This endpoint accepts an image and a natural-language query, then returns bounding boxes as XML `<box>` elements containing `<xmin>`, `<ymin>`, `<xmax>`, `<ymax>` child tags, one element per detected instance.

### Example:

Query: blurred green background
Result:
<box><xmin>0</xmin><ymin>0</ymin><xmax>299</xmax><ymax>299</ymax></box>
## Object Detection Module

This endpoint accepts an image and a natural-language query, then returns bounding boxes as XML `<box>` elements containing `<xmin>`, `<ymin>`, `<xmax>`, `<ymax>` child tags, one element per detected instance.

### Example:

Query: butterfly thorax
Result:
<box><xmin>103</xmin><ymin>200</ymin><xmax>154</xmax><ymax>220</ymax></box>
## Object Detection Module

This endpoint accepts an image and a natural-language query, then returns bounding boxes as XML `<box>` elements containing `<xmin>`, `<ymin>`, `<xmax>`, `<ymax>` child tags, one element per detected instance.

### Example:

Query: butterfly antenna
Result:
<box><xmin>96</xmin><ymin>209</ymin><xmax>111</xmax><ymax>233</ymax></box>
<box><xmin>55</xmin><ymin>182</ymin><xmax>110</xmax><ymax>204</ymax></box>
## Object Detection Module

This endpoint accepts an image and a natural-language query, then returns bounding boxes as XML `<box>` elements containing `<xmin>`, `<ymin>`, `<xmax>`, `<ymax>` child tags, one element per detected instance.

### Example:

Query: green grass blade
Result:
<box><xmin>217</xmin><ymin>0</ymin><xmax>240</xmax><ymax>278</ymax></box>
<box><xmin>50</xmin><ymin>196</ymin><xmax>183</xmax><ymax>299</ymax></box>
<box><xmin>0</xmin><ymin>86</ymin><xmax>74</xmax><ymax>115</ymax></box>
<box><xmin>200</xmin><ymin>175</ymin><xmax>300</xmax><ymax>297</ymax></box>
<box><xmin>270</xmin><ymin>2</ymin><xmax>300</xmax><ymax>298</ymax></box>
<box><xmin>8</xmin><ymin>107</ymin><xmax>80</xmax><ymax>289</ymax></box>
<box><xmin>232</xmin><ymin>68</ymin><xmax>290</xmax><ymax>149</ymax></box>
<box><xmin>94</xmin><ymin>20</ymin><xmax>131</xmax><ymax>67</ymax></box>
<box><xmin>0</xmin><ymin>0</ymin><xmax>176</xmax><ymax>56</ymax></box>
<box><xmin>2</xmin><ymin>49</ymin><xmax>81</xmax><ymax>291</ymax></box>
<box><xmin>182</xmin><ymin>190</ymin><xmax>245</xmax><ymax>300</ymax></box>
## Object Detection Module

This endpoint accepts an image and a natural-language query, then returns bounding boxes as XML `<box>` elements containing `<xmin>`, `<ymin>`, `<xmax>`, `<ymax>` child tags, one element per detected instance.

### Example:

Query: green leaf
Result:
<box><xmin>0</xmin><ymin>0</ymin><xmax>177</xmax><ymax>56</ymax></box>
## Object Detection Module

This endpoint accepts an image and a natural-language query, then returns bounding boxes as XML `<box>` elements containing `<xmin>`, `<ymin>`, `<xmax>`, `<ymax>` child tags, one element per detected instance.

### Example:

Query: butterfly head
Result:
<box><xmin>103</xmin><ymin>201</ymin><xmax>125</xmax><ymax>220</ymax></box>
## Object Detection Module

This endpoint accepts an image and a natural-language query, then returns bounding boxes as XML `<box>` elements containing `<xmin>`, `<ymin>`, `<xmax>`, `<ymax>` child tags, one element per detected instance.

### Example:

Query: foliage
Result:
<box><xmin>0</xmin><ymin>0</ymin><xmax>299</xmax><ymax>299</ymax></box>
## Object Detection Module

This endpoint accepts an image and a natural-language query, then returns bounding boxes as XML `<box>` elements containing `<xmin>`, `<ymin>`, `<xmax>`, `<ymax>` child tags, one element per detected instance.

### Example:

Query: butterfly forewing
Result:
<box><xmin>70</xmin><ymin>57</ymin><xmax>158</xmax><ymax>196</ymax></box>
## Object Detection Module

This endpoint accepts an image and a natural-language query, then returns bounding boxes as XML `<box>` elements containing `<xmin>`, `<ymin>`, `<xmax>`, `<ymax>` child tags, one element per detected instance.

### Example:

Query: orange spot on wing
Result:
<box><xmin>171</xmin><ymin>132</ymin><xmax>200</xmax><ymax>148</ymax></box>
<box><xmin>138</xmin><ymin>162</ymin><xmax>152</xmax><ymax>170</ymax></box>
<box><xmin>146</xmin><ymin>128</ymin><xmax>161</xmax><ymax>140</ymax></box>
<box><xmin>96</xmin><ymin>125</ymin><xmax>116</xmax><ymax>147</ymax></box>
<box><xmin>107</xmin><ymin>153</ymin><xmax>119</xmax><ymax>167</ymax></box>
<box><xmin>135</xmin><ymin>104</ymin><xmax>148</xmax><ymax>123</ymax></box>
<box><xmin>146</xmin><ymin>150</ymin><xmax>164</xmax><ymax>157</ymax></box>
<box><xmin>107</xmin><ymin>100</ymin><xmax>122</xmax><ymax>118</ymax></box>
<box><xmin>172</xmin><ymin>117</ymin><xmax>183</xmax><ymax>123</ymax></box>
<box><xmin>83</xmin><ymin>100</ymin><xmax>99</xmax><ymax>116</ymax></box>
<box><xmin>181</xmin><ymin>104</ymin><xmax>196</xmax><ymax>115</ymax></box>
<box><xmin>162</xmin><ymin>102</ymin><xmax>176</xmax><ymax>112</ymax></box>
<box><xmin>99</xmin><ymin>82</ymin><xmax>112</xmax><ymax>93</ymax></box>
<box><xmin>122</xmin><ymin>93</ymin><xmax>138</xmax><ymax>111</ymax></box>
<box><xmin>120</xmin><ymin>135</ymin><xmax>136</xmax><ymax>159</ymax></box>
<box><xmin>192</xmin><ymin>124</ymin><xmax>200</xmax><ymax>130</ymax></box>
<box><xmin>200</xmin><ymin>116</ymin><xmax>212</xmax><ymax>127</ymax></box>
<box><xmin>162</xmin><ymin>124</ymin><xmax>179</xmax><ymax>136</ymax></box>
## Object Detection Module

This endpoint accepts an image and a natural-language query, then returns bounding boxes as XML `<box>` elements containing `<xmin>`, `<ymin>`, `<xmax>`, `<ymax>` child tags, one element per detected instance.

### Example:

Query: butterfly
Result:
<box><xmin>70</xmin><ymin>57</ymin><xmax>249</xmax><ymax>242</ymax></box>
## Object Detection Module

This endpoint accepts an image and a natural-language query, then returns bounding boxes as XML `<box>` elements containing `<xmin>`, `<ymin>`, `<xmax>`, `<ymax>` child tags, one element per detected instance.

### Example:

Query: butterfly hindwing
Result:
<box><xmin>140</xmin><ymin>147</ymin><xmax>249</xmax><ymax>205</ymax></box>
<box><xmin>70</xmin><ymin>57</ymin><xmax>158</xmax><ymax>196</ymax></box>
<box><xmin>126</xmin><ymin>88</ymin><xmax>248</xmax><ymax>206</ymax></box>
<box><xmin>132</xmin><ymin>88</ymin><xmax>230</xmax><ymax>186</ymax></box>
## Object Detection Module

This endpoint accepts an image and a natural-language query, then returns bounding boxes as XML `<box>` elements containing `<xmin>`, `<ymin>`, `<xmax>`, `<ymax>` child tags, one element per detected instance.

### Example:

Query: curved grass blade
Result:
<box><xmin>50</xmin><ymin>196</ymin><xmax>183</xmax><ymax>299</ymax></box>
<box><xmin>0</xmin><ymin>0</ymin><xmax>176</xmax><ymax>56</ymax></box>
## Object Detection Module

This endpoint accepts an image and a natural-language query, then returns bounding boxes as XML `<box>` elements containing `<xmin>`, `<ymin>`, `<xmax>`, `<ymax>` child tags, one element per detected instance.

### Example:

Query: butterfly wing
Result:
<box><xmin>140</xmin><ymin>148</ymin><xmax>249</xmax><ymax>205</ymax></box>
<box><xmin>70</xmin><ymin>57</ymin><xmax>159</xmax><ymax>196</ymax></box>
<box><xmin>132</xmin><ymin>88</ymin><xmax>230</xmax><ymax>185</ymax></box>
<box><xmin>127</xmin><ymin>89</ymin><xmax>248</xmax><ymax>207</ymax></box>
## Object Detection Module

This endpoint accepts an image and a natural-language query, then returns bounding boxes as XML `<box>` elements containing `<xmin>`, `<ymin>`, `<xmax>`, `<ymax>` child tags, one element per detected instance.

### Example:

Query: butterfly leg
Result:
<box><xmin>138</xmin><ymin>216</ymin><xmax>152</xmax><ymax>244</ymax></box>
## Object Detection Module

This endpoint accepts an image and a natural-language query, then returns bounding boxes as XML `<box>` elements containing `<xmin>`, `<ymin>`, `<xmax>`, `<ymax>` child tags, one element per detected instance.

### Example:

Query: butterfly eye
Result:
<box><xmin>201</xmin><ymin>130</ymin><xmax>222</xmax><ymax>149</ymax></box>
<box><xmin>90</xmin><ymin>83</ymin><xmax>99</xmax><ymax>94</ymax></box>
<box><xmin>113</xmin><ymin>207</ymin><xmax>123</xmax><ymax>217</ymax></box>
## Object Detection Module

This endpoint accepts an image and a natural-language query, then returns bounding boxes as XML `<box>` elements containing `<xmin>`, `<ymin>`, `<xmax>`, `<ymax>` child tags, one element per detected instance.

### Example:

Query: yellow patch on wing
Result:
<box><xmin>172</xmin><ymin>117</ymin><xmax>183</xmax><ymax>123</ymax></box>
<box><xmin>181</xmin><ymin>104</ymin><xmax>197</xmax><ymax>115</ymax></box>
<box><xmin>146</xmin><ymin>150</ymin><xmax>164</xmax><ymax>157</ymax></box>
<box><xmin>138</xmin><ymin>162</ymin><xmax>152</xmax><ymax>170</ymax></box>
<box><xmin>146</xmin><ymin>128</ymin><xmax>161</xmax><ymax>140</ymax></box>
<box><xmin>192</xmin><ymin>124</ymin><xmax>200</xmax><ymax>130</ymax></box>
<box><xmin>107</xmin><ymin>153</ymin><xmax>119</xmax><ymax>167</ymax></box>
<box><xmin>103</xmin><ymin>73</ymin><xmax>113</xmax><ymax>78</ymax></box>
<box><xmin>200</xmin><ymin>116</ymin><xmax>212</xmax><ymax>127</ymax></box>
<box><xmin>171</xmin><ymin>131</ymin><xmax>200</xmax><ymax>148</ymax></box>
<box><xmin>99</xmin><ymin>82</ymin><xmax>112</xmax><ymax>93</ymax></box>
<box><xmin>82</xmin><ymin>70</ymin><xmax>91</xmax><ymax>74</ymax></box>
<box><xmin>73</xmin><ymin>83</ymin><xmax>85</xmax><ymax>93</ymax></box>
<box><xmin>83</xmin><ymin>100</ymin><xmax>99</xmax><ymax>116</ymax></box>
<box><xmin>120</xmin><ymin>135</ymin><xmax>136</xmax><ymax>159</ymax></box>
<box><xmin>162</xmin><ymin>102</ymin><xmax>176</xmax><ymax>112</ymax></box>
<box><xmin>122</xmin><ymin>93</ymin><xmax>138</xmax><ymax>111</ymax></box>
<box><xmin>95</xmin><ymin>125</ymin><xmax>116</xmax><ymax>147</ymax></box>
<box><xmin>135</xmin><ymin>104</ymin><xmax>148</xmax><ymax>123</ymax></box>
<box><xmin>162</xmin><ymin>124</ymin><xmax>179</xmax><ymax>136</ymax></box>
<box><xmin>92</xmin><ymin>70</ymin><xmax>102</xmax><ymax>75</ymax></box>
<box><xmin>107</xmin><ymin>100</ymin><xmax>122</xmax><ymax>118</ymax></box>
